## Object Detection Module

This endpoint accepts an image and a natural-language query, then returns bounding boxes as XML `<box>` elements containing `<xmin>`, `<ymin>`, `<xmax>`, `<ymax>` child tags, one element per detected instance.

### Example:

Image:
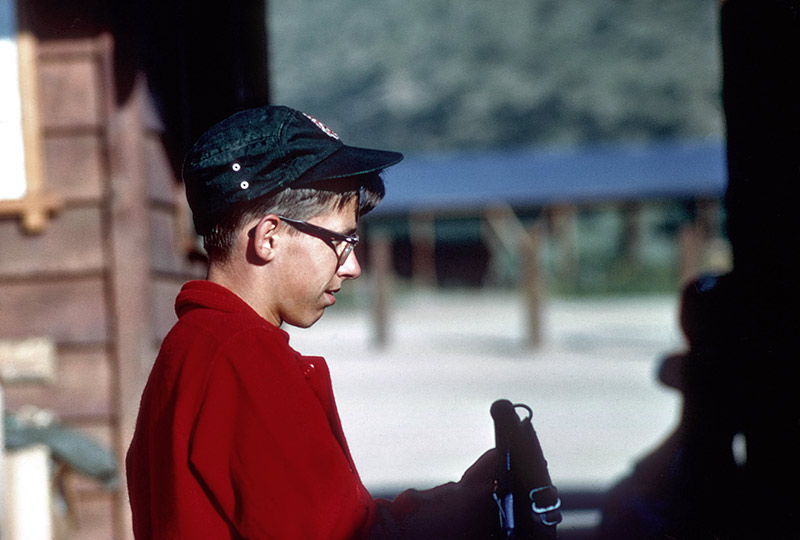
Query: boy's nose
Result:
<box><xmin>338</xmin><ymin>251</ymin><xmax>361</xmax><ymax>279</ymax></box>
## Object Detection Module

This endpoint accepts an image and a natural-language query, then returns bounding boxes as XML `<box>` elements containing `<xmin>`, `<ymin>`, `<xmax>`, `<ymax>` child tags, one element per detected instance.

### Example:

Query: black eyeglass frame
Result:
<box><xmin>278</xmin><ymin>215</ymin><xmax>359</xmax><ymax>266</ymax></box>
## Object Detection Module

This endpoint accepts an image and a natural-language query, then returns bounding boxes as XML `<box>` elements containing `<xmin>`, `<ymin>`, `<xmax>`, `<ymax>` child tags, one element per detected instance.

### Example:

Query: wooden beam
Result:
<box><xmin>0</xmin><ymin>192</ymin><xmax>63</xmax><ymax>234</ymax></box>
<box><xmin>0</xmin><ymin>383</ymin><xmax>4</xmax><ymax>538</ymax></box>
<box><xmin>369</xmin><ymin>231</ymin><xmax>393</xmax><ymax>348</ymax></box>
<box><xmin>483</xmin><ymin>204</ymin><xmax>545</xmax><ymax>348</ymax></box>
<box><xmin>4</xmin><ymin>446</ymin><xmax>55</xmax><ymax>540</ymax></box>
<box><xmin>521</xmin><ymin>222</ymin><xmax>545</xmax><ymax>348</ymax></box>
<box><xmin>409</xmin><ymin>210</ymin><xmax>437</xmax><ymax>288</ymax></box>
<box><xmin>104</xmin><ymin>70</ymin><xmax>152</xmax><ymax>540</ymax></box>
<box><xmin>549</xmin><ymin>204</ymin><xmax>579</xmax><ymax>288</ymax></box>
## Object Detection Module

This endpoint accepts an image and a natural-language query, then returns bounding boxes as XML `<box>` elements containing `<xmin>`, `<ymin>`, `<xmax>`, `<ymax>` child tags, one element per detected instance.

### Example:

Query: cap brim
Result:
<box><xmin>295</xmin><ymin>144</ymin><xmax>404</xmax><ymax>184</ymax></box>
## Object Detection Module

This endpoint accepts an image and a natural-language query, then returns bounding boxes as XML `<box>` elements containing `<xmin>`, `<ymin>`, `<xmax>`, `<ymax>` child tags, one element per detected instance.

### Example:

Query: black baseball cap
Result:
<box><xmin>183</xmin><ymin>105</ymin><xmax>403</xmax><ymax>235</ymax></box>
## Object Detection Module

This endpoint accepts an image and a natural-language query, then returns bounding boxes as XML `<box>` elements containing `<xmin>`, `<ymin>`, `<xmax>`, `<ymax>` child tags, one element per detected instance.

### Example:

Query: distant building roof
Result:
<box><xmin>375</xmin><ymin>138</ymin><xmax>726</xmax><ymax>215</ymax></box>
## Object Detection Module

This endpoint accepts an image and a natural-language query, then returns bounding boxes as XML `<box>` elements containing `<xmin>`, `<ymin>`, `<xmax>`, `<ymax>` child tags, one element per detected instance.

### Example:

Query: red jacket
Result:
<box><xmin>127</xmin><ymin>281</ymin><xmax>495</xmax><ymax>539</ymax></box>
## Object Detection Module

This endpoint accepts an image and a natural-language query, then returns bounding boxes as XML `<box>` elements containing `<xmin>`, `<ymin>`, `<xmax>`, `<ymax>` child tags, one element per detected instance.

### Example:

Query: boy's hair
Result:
<box><xmin>203</xmin><ymin>172</ymin><xmax>384</xmax><ymax>263</ymax></box>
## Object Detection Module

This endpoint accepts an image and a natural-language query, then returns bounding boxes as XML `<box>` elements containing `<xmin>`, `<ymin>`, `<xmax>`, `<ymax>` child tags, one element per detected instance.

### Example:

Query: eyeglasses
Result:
<box><xmin>278</xmin><ymin>216</ymin><xmax>359</xmax><ymax>267</ymax></box>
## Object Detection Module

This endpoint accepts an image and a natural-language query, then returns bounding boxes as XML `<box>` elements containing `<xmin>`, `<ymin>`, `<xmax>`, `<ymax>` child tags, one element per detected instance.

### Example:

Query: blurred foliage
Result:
<box><xmin>268</xmin><ymin>0</ymin><xmax>727</xmax><ymax>295</ymax></box>
<box><xmin>269</xmin><ymin>0</ymin><xmax>723</xmax><ymax>153</ymax></box>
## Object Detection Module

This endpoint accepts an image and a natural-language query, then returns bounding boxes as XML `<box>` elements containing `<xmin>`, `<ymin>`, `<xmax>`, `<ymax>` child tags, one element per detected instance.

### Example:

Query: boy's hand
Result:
<box><xmin>459</xmin><ymin>448</ymin><xmax>498</xmax><ymax>490</ymax></box>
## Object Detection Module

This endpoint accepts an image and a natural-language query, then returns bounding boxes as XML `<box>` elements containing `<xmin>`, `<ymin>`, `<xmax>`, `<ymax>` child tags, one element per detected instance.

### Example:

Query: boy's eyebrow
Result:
<box><xmin>338</xmin><ymin>217</ymin><xmax>359</xmax><ymax>237</ymax></box>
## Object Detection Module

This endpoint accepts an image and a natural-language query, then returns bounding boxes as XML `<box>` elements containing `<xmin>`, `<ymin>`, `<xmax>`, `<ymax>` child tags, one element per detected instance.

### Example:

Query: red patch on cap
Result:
<box><xmin>302</xmin><ymin>112</ymin><xmax>340</xmax><ymax>140</ymax></box>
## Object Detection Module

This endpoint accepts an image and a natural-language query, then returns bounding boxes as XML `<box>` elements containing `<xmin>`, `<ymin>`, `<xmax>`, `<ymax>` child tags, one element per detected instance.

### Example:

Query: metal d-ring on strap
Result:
<box><xmin>529</xmin><ymin>485</ymin><xmax>562</xmax><ymax>526</ymax></box>
<box><xmin>513</xmin><ymin>403</ymin><xmax>533</xmax><ymax>422</ymax></box>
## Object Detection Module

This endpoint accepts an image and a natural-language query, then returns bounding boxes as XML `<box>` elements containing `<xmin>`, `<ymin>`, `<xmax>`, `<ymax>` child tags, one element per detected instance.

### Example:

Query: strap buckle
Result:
<box><xmin>529</xmin><ymin>485</ymin><xmax>562</xmax><ymax>526</ymax></box>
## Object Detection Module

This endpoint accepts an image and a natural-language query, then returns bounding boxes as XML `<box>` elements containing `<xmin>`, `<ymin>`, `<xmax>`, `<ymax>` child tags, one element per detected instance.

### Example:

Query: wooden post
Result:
<box><xmin>0</xmin><ymin>337</ymin><xmax>58</xmax><ymax>540</ymax></box>
<box><xmin>481</xmin><ymin>206</ymin><xmax>506</xmax><ymax>286</ymax></box>
<box><xmin>409</xmin><ymin>210</ymin><xmax>436</xmax><ymax>288</ymax></box>
<box><xmin>0</xmin><ymin>382</ymin><xmax>5</xmax><ymax>539</ymax></box>
<box><xmin>549</xmin><ymin>204</ymin><xmax>578</xmax><ymax>289</ymax></box>
<box><xmin>104</xmin><ymin>72</ymin><xmax>153</xmax><ymax>540</ymax></box>
<box><xmin>4</xmin><ymin>445</ymin><xmax>55</xmax><ymax>540</ymax></box>
<box><xmin>370</xmin><ymin>231</ymin><xmax>393</xmax><ymax>348</ymax></box>
<box><xmin>521</xmin><ymin>222</ymin><xmax>545</xmax><ymax>349</ymax></box>
<box><xmin>483</xmin><ymin>204</ymin><xmax>546</xmax><ymax>348</ymax></box>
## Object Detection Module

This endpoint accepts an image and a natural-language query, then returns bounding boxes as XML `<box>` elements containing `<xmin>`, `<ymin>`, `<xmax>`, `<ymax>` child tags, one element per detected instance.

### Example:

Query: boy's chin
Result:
<box><xmin>285</xmin><ymin>311</ymin><xmax>325</xmax><ymax>329</ymax></box>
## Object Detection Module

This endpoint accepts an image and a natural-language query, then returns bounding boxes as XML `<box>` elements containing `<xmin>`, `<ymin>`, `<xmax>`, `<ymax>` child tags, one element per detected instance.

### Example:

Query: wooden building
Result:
<box><xmin>0</xmin><ymin>1</ymin><xmax>267</xmax><ymax>538</ymax></box>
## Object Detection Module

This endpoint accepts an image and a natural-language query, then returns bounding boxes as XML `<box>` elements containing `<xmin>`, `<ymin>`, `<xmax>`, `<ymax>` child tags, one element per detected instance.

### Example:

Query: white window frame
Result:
<box><xmin>0</xmin><ymin>0</ymin><xmax>27</xmax><ymax>201</ymax></box>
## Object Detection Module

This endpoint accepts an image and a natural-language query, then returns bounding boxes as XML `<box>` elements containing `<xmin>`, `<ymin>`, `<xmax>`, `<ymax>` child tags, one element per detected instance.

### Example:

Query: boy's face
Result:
<box><xmin>270</xmin><ymin>199</ymin><xmax>361</xmax><ymax>328</ymax></box>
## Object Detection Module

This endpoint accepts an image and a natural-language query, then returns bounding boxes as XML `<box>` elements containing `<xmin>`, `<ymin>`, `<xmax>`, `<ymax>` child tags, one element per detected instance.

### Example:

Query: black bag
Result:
<box><xmin>491</xmin><ymin>399</ymin><xmax>561</xmax><ymax>539</ymax></box>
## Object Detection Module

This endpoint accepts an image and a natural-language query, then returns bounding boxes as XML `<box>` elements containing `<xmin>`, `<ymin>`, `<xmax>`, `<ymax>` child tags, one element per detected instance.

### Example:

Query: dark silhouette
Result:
<box><xmin>595</xmin><ymin>1</ymin><xmax>799</xmax><ymax>538</ymax></box>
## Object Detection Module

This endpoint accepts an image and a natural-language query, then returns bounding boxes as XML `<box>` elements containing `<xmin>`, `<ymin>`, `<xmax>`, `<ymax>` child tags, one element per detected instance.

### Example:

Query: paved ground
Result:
<box><xmin>289</xmin><ymin>289</ymin><xmax>685</xmax><ymax>498</ymax></box>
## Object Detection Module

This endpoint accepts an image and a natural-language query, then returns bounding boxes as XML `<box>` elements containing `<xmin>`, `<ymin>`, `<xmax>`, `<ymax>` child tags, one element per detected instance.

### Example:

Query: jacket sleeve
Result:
<box><xmin>187</xmin><ymin>329</ymin><xmax>372</xmax><ymax>540</ymax></box>
<box><xmin>362</xmin><ymin>450</ymin><xmax>500</xmax><ymax>540</ymax></box>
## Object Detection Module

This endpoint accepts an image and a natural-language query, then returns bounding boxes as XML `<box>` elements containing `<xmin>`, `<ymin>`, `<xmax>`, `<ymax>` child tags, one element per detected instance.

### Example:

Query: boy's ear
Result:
<box><xmin>249</xmin><ymin>215</ymin><xmax>281</xmax><ymax>263</ymax></box>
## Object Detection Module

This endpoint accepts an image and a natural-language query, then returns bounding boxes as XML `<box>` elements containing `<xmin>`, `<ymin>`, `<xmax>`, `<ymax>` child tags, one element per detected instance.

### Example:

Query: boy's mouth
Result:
<box><xmin>324</xmin><ymin>289</ymin><xmax>339</xmax><ymax>304</ymax></box>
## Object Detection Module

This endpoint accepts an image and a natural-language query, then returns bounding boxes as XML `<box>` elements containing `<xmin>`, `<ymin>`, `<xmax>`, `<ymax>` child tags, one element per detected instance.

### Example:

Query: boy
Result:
<box><xmin>126</xmin><ymin>106</ymin><xmax>497</xmax><ymax>539</ymax></box>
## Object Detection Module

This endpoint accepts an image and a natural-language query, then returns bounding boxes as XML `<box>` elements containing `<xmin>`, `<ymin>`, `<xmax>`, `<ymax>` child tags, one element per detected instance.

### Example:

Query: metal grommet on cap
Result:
<box><xmin>232</xmin><ymin>162</ymin><xmax>242</xmax><ymax>172</ymax></box>
<box><xmin>240</xmin><ymin>181</ymin><xmax>249</xmax><ymax>190</ymax></box>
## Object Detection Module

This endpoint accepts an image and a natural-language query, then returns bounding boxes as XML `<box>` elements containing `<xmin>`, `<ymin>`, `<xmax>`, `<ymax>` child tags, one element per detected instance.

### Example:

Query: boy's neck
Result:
<box><xmin>207</xmin><ymin>261</ymin><xmax>281</xmax><ymax>327</ymax></box>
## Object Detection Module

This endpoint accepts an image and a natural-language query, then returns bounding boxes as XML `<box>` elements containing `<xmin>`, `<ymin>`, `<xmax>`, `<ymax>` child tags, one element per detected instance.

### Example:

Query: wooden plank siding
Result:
<box><xmin>1</xmin><ymin>0</ymin><xmax>268</xmax><ymax>536</ymax></box>
<box><xmin>4</xmin><ymin>345</ymin><xmax>112</xmax><ymax>421</ymax></box>
<box><xmin>1</xmin><ymin>30</ymin><xmax>118</xmax><ymax>539</ymax></box>
<box><xmin>1</xmin><ymin>12</ymin><xmax>203</xmax><ymax>540</ymax></box>
<box><xmin>43</xmin><ymin>135</ymin><xmax>106</xmax><ymax>202</ymax></box>
<box><xmin>0</xmin><ymin>208</ymin><xmax>105</xmax><ymax>275</ymax></box>
<box><xmin>0</xmin><ymin>279</ymin><xmax>109</xmax><ymax>343</ymax></box>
